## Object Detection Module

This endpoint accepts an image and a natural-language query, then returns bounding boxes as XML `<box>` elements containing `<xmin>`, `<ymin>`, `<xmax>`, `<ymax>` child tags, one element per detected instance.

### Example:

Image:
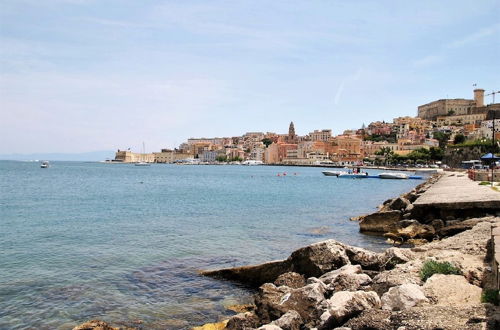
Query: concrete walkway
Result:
<box><xmin>414</xmin><ymin>173</ymin><xmax>500</xmax><ymax>209</ymax></box>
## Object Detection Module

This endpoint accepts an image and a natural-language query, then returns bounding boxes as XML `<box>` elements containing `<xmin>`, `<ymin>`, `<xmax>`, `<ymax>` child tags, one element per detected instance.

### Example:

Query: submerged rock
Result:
<box><xmin>72</xmin><ymin>320</ymin><xmax>119</xmax><ymax>330</ymax></box>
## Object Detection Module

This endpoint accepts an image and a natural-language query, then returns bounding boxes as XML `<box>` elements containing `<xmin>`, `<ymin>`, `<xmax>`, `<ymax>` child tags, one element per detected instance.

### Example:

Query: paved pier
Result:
<box><xmin>414</xmin><ymin>173</ymin><xmax>500</xmax><ymax>209</ymax></box>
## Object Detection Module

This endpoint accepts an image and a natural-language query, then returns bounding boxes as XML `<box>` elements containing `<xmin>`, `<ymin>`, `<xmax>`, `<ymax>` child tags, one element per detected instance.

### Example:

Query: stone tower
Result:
<box><xmin>288</xmin><ymin>121</ymin><xmax>296</xmax><ymax>141</ymax></box>
<box><xmin>474</xmin><ymin>89</ymin><xmax>485</xmax><ymax>107</ymax></box>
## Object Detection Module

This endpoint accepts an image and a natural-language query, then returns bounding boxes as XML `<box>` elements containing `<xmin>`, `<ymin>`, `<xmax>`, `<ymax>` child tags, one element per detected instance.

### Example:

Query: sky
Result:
<box><xmin>1</xmin><ymin>0</ymin><xmax>499</xmax><ymax>154</ymax></box>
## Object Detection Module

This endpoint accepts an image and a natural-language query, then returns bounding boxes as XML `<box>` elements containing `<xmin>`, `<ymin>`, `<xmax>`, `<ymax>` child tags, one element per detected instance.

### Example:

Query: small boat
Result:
<box><xmin>40</xmin><ymin>161</ymin><xmax>50</xmax><ymax>168</ymax></box>
<box><xmin>338</xmin><ymin>173</ymin><xmax>369</xmax><ymax>179</ymax></box>
<box><xmin>134</xmin><ymin>162</ymin><xmax>151</xmax><ymax>166</ymax></box>
<box><xmin>242</xmin><ymin>160</ymin><xmax>263</xmax><ymax>166</ymax></box>
<box><xmin>322</xmin><ymin>170</ymin><xmax>347</xmax><ymax>177</ymax></box>
<box><xmin>378</xmin><ymin>172</ymin><xmax>409</xmax><ymax>179</ymax></box>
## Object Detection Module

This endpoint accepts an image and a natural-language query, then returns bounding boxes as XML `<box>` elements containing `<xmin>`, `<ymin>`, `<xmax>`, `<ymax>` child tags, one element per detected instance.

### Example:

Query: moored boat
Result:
<box><xmin>378</xmin><ymin>172</ymin><xmax>409</xmax><ymax>179</ymax></box>
<box><xmin>322</xmin><ymin>170</ymin><xmax>347</xmax><ymax>176</ymax></box>
<box><xmin>40</xmin><ymin>161</ymin><xmax>49</xmax><ymax>168</ymax></box>
<box><xmin>338</xmin><ymin>173</ymin><xmax>369</xmax><ymax>179</ymax></box>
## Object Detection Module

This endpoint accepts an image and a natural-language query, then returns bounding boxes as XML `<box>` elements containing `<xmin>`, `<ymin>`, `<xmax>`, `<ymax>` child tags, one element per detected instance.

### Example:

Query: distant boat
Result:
<box><xmin>378</xmin><ymin>172</ymin><xmax>409</xmax><ymax>179</ymax></box>
<box><xmin>322</xmin><ymin>170</ymin><xmax>347</xmax><ymax>177</ymax></box>
<box><xmin>135</xmin><ymin>142</ymin><xmax>151</xmax><ymax>166</ymax></box>
<box><xmin>241</xmin><ymin>160</ymin><xmax>263</xmax><ymax>166</ymax></box>
<box><xmin>40</xmin><ymin>161</ymin><xmax>50</xmax><ymax>168</ymax></box>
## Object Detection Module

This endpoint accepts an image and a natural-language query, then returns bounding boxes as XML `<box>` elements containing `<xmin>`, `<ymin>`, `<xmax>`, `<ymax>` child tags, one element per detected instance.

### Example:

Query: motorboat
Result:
<box><xmin>378</xmin><ymin>172</ymin><xmax>409</xmax><ymax>179</ymax></box>
<box><xmin>40</xmin><ymin>161</ymin><xmax>49</xmax><ymax>168</ymax></box>
<box><xmin>322</xmin><ymin>170</ymin><xmax>347</xmax><ymax>177</ymax></box>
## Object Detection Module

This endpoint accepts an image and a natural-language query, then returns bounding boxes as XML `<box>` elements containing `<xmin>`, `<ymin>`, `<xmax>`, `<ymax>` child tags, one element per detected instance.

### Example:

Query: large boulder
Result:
<box><xmin>318</xmin><ymin>291</ymin><xmax>381</xmax><ymax>329</ymax></box>
<box><xmin>388</xmin><ymin>197</ymin><xmax>411</xmax><ymax>211</ymax></box>
<box><xmin>270</xmin><ymin>310</ymin><xmax>303</xmax><ymax>330</ymax></box>
<box><xmin>379</xmin><ymin>247</ymin><xmax>416</xmax><ymax>270</ymax></box>
<box><xmin>255</xmin><ymin>282</ymin><xmax>326</xmax><ymax>324</ymax></box>
<box><xmin>358</xmin><ymin>211</ymin><xmax>402</xmax><ymax>233</ymax></box>
<box><xmin>274</xmin><ymin>272</ymin><xmax>306</xmax><ymax>289</ymax></box>
<box><xmin>381</xmin><ymin>283</ymin><xmax>429</xmax><ymax>311</ymax></box>
<box><xmin>340</xmin><ymin>245</ymin><xmax>382</xmax><ymax>270</ymax></box>
<box><xmin>225</xmin><ymin>312</ymin><xmax>260</xmax><ymax>330</ymax></box>
<box><xmin>423</xmin><ymin>274</ymin><xmax>482</xmax><ymax>306</ymax></box>
<box><xmin>289</xmin><ymin>240</ymin><xmax>350</xmax><ymax>277</ymax></box>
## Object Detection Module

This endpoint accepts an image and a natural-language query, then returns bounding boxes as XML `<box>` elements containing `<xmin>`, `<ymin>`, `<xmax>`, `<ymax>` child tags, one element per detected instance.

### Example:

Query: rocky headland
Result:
<box><xmin>73</xmin><ymin>173</ymin><xmax>500</xmax><ymax>330</ymax></box>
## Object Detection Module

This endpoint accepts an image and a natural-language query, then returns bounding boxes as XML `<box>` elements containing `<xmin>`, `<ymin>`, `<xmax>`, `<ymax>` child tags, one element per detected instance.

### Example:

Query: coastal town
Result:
<box><xmin>114</xmin><ymin>88</ymin><xmax>500</xmax><ymax>168</ymax></box>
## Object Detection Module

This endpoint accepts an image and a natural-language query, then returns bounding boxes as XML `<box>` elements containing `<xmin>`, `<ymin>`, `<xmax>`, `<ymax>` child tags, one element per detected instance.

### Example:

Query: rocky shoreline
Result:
<box><xmin>73</xmin><ymin>174</ymin><xmax>500</xmax><ymax>330</ymax></box>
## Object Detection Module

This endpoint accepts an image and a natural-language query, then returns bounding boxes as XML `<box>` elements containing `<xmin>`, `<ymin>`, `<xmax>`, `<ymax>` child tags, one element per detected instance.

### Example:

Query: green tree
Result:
<box><xmin>429</xmin><ymin>147</ymin><xmax>444</xmax><ymax>161</ymax></box>
<box><xmin>216</xmin><ymin>155</ymin><xmax>227</xmax><ymax>162</ymax></box>
<box><xmin>261</xmin><ymin>138</ymin><xmax>273</xmax><ymax>148</ymax></box>
<box><xmin>433</xmin><ymin>132</ymin><xmax>451</xmax><ymax>148</ymax></box>
<box><xmin>453</xmin><ymin>134</ymin><xmax>466</xmax><ymax>145</ymax></box>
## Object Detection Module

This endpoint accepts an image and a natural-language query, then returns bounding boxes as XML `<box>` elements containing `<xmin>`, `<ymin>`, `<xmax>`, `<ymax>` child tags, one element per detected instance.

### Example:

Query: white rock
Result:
<box><xmin>423</xmin><ymin>274</ymin><xmax>481</xmax><ymax>306</ymax></box>
<box><xmin>381</xmin><ymin>283</ymin><xmax>429</xmax><ymax>311</ymax></box>
<box><xmin>320</xmin><ymin>291</ymin><xmax>381</xmax><ymax>328</ymax></box>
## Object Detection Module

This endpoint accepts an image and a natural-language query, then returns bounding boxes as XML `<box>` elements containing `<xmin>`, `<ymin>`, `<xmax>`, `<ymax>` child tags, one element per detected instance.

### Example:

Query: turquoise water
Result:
<box><xmin>0</xmin><ymin>161</ymin><xmax>420</xmax><ymax>329</ymax></box>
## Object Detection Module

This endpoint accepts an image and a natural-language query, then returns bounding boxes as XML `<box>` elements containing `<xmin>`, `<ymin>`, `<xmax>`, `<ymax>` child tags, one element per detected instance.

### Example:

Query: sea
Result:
<box><xmin>0</xmin><ymin>161</ymin><xmax>421</xmax><ymax>329</ymax></box>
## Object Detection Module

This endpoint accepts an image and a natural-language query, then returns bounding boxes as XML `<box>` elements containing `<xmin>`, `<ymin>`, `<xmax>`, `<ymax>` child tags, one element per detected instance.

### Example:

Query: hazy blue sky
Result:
<box><xmin>1</xmin><ymin>0</ymin><xmax>499</xmax><ymax>154</ymax></box>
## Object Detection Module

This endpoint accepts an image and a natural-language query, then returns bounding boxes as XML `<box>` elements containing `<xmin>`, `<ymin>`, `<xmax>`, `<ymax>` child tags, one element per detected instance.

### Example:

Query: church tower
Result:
<box><xmin>288</xmin><ymin>121</ymin><xmax>296</xmax><ymax>143</ymax></box>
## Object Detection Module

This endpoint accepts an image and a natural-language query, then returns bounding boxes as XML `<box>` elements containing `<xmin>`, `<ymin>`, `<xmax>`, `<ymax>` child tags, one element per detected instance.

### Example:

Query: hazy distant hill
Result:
<box><xmin>0</xmin><ymin>150</ymin><xmax>115</xmax><ymax>161</ymax></box>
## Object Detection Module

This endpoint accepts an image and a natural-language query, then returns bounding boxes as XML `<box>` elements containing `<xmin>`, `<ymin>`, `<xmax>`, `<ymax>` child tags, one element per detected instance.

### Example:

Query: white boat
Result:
<box><xmin>378</xmin><ymin>172</ymin><xmax>409</xmax><ymax>179</ymax></box>
<box><xmin>242</xmin><ymin>160</ymin><xmax>263</xmax><ymax>166</ymax></box>
<box><xmin>338</xmin><ymin>173</ymin><xmax>369</xmax><ymax>179</ymax></box>
<box><xmin>40</xmin><ymin>161</ymin><xmax>50</xmax><ymax>168</ymax></box>
<box><xmin>322</xmin><ymin>170</ymin><xmax>347</xmax><ymax>176</ymax></box>
<box><xmin>135</xmin><ymin>142</ymin><xmax>151</xmax><ymax>166</ymax></box>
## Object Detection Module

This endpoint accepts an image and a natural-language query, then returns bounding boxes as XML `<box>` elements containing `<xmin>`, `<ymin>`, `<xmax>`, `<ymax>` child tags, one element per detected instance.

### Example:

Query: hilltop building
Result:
<box><xmin>417</xmin><ymin>89</ymin><xmax>485</xmax><ymax>121</ymax></box>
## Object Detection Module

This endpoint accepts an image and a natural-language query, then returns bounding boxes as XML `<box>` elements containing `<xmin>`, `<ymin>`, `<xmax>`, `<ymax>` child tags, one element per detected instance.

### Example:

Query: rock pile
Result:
<box><xmin>206</xmin><ymin>218</ymin><xmax>499</xmax><ymax>329</ymax></box>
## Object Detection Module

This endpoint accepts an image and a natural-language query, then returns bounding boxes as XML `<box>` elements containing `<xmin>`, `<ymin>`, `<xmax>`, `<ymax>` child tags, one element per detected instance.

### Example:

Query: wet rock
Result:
<box><xmin>226</xmin><ymin>312</ymin><xmax>260</xmax><ymax>330</ymax></box>
<box><xmin>271</xmin><ymin>310</ymin><xmax>303</xmax><ymax>330</ymax></box>
<box><xmin>389</xmin><ymin>197</ymin><xmax>411</xmax><ymax>211</ymax></box>
<box><xmin>381</xmin><ymin>283</ymin><xmax>429</xmax><ymax>311</ymax></box>
<box><xmin>72</xmin><ymin>320</ymin><xmax>119</xmax><ymax>330</ymax></box>
<box><xmin>423</xmin><ymin>274</ymin><xmax>482</xmax><ymax>306</ymax></box>
<box><xmin>359</xmin><ymin>210</ymin><xmax>402</xmax><ymax>233</ymax></box>
<box><xmin>289</xmin><ymin>240</ymin><xmax>350</xmax><ymax>277</ymax></box>
<box><xmin>192</xmin><ymin>320</ymin><xmax>228</xmax><ymax>330</ymax></box>
<box><xmin>274</xmin><ymin>272</ymin><xmax>306</xmax><ymax>289</ymax></box>
<box><xmin>318</xmin><ymin>291</ymin><xmax>381</xmax><ymax>329</ymax></box>
<box><xmin>255</xmin><ymin>282</ymin><xmax>326</xmax><ymax>324</ymax></box>
<box><xmin>201</xmin><ymin>259</ymin><xmax>292</xmax><ymax>287</ymax></box>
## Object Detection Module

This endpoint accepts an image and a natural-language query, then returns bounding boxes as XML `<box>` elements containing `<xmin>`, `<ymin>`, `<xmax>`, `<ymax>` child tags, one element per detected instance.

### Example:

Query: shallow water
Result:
<box><xmin>0</xmin><ymin>161</ymin><xmax>420</xmax><ymax>329</ymax></box>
